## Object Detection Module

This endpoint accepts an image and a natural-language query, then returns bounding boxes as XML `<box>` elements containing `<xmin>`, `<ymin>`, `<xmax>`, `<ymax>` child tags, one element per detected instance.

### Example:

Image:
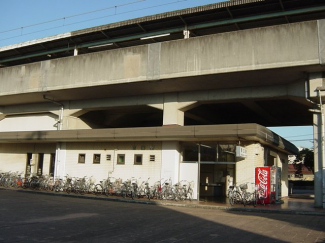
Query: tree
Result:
<box><xmin>295</xmin><ymin>148</ymin><xmax>314</xmax><ymax>173</ymax></box>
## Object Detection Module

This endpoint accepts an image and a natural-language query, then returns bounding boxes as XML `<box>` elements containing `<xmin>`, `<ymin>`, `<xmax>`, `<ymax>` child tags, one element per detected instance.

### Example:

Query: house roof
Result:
<box><xmin>288</xmin><ymin>164</ymin><xmax>313</xmax><ymax>174</ymax></box>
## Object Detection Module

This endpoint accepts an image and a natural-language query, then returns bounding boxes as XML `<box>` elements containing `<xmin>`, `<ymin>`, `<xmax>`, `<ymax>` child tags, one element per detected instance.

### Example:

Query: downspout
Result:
<box><xmin>43</xmin><ymin>95</ymin><xmax>64</xmax><ymax>179</ymax></box>
<box><xmin>43</xmin><ymin>95</ymin><xmax>64</xmax><ymax>130</ymax></box>
<box><xmin>305</xmin><ymin>81</ymin><xmax>318</xmax><ymax>106</ymax></box>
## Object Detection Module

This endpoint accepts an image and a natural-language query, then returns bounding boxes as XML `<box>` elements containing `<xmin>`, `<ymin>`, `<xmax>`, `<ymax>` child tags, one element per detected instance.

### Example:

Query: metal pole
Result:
<box><xmin>197</xmin><ymin>144</ymin><xmax>201</xmax><ymax>201</ymax></box>
<box><xmin>318</xmin><ymin>90</ymin><xmax>325</xmax><ymax>209</ymax></box>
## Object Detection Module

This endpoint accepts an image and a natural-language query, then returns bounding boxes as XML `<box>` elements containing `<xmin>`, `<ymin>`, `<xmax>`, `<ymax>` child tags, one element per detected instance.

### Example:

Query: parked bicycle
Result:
<box><xmin>241</xmin><ymin>183</ymin><xmax>257</xmax><ymax>207</ymax></box>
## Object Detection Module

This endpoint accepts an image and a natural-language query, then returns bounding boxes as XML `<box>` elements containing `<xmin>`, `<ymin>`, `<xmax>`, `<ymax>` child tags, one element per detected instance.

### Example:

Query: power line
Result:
<box><xmin>289</xmin><ymin>139</ymin><xmax>313</xmax><ymax>142</ymax></box>
<box><xmin>0</xmin><ymin>0</ymin><xmax>188</xmax><ymax>41</ymax></box>
<box><xmin>283</xmin><ymin>134</ymin><xmax>313</xmax><ymax>138</ymax></box>
<box><xmin>0</xmin><ymin>0</ymin><xmax>146</xmax><ymax>34</ymax></box>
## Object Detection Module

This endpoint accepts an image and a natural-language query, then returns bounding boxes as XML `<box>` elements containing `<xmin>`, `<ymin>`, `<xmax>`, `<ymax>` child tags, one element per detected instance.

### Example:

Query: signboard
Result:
<box><xmin>236</xmin><ymin>146</ymin><xmax>247</xmax><ymax>158</ymax></box>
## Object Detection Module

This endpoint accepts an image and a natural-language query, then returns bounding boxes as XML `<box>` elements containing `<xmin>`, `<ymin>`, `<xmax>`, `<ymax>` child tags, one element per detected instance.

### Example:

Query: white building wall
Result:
<box><xmin>180</xmin><ymin>163</ymin><xmax>198</xmax><ymax>199</ymax></box>
<box><xmin>278</xmin><ymin>153</ymin><xmax>289</xmax><ymax>197</ymax></box>
<box><xmin>0</xmin><ymin>113</ymin><xmax>58</xmax><ymax>132</ymax></box>
<box><xmin>42</xmin><ymin>153</ymin><xmax>52</xmax><ymax>175</ymax></box>
<box><xmin>64</xmin><ymin>141</ymin><xmax>162</xmax><ymax>185</ymax></box>
<box><xmin>0</xmin><ymin>143</ymin><xmax>56</xmax><ymax>175</ymax></box>
<box><xmin>235</xmin><ymin>143</ymin><xmax>264</xmax><ymax>191</ymax></box>
<box><xmin>55</xmin><ymin>143</ymin><xmax>66</xmax><ymax>179</ymax></box>
<box><xmin>161</xmin><ymin>141</ymin><xmax>180</xmax><ymax>184</ymax></box>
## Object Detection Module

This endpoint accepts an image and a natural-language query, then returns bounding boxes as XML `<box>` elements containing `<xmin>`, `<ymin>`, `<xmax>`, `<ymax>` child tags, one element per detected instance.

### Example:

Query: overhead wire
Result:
<box><xmin>0</xmin><ymin>0</ymin><xmax>146</xmax><ymax>34</ymax></box>
<box><xmin>0</xmin><ymin>0</ymin><xmax>189</xmax><ymax>43</ymax></box>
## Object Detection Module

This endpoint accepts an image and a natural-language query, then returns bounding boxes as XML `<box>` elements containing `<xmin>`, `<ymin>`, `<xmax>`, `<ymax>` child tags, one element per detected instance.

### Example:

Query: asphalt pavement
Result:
<box><xmin>0</xmin><ymin>188</ymin><xmax>324</xmax><ymax>243</ymax></box>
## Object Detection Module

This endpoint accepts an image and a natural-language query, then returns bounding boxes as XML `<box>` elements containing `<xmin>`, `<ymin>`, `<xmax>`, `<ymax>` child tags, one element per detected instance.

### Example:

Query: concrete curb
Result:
<box><xmin>3</xmin><ymin>187</ymin><xmax>325</xmax><ymax>216</ymax></box>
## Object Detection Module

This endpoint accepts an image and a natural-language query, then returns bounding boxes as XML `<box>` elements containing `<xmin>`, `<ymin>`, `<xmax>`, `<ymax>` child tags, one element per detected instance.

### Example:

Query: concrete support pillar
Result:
<box><xmin>309</xmin><ymin>72</ymin><xmax>325</xmax><ymax>208</ymax></box>
<box><xmin>31</xmin><ymin>154</ymin><xmax>39</xmax><ymax>175</ymax></box>
<box><xmin>162</xmin><ymin>93</ymin><xmax>198</xmax><ymax>126</ymax></box>
<box><xmin>0</xmin><ymin>113</ymin><xmax>6</xmax><ymax>121</ymax></box>
<box><xmin>313</xmin><ymin>112</ymin><xmax>324</xmax><ymax>207</ymax></box>
<box><xmin>161</xmin><ymin>141</ymin><xmax>180</xmax><ymax>184</ymax></box>
<box><xmin>54</xmin><ymin>142</ymin><xmax>66</xmax><ymax>179</ymax></box>
<box><xmin>163</xmin><ymin>94</ymin><xmax>184</xmax><ymax>126</ymax></box>
<box><xmin>74</xmin><ymin>47</ymin><xmax>78</xmax><ymax>56</ymax></box>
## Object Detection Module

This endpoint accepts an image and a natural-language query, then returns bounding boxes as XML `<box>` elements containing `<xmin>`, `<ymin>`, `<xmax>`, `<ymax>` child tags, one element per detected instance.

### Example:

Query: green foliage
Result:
<box><xmin>295</xmin><ymin>148</ymin><xmax>314</xmax><ymax>173</ymax></box>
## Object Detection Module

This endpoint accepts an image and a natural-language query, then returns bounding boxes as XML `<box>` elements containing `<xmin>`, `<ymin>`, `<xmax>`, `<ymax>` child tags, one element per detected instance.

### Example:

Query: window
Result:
<box><xmin>150</xmin><ymin>155</ymin><xmax>155</xmax><ymax>162</ymax></box>
<box><xmin>93</xmin><ymin>154</ymin><xmax>101</xmax><ymax>164</ymax></box>
<box><xmin>134</xmin><ymin>154</ymin><xmax>143</xmax><ymax>165</ymax></box>
<box><xmin>117</xmin><ymin>154</ymin><xmax>125</xmax><ymax>165</ymax></box>
<box><xmin>182</xmin><ymin>143</ymin><xmax>236</xmax><ymax>163</ymax></box>
<box><xmin>183</xmin><ymin>144</ymin><xmax>198</xmax><ymax>162</ymax></box>
<box><xmin>78</xmin><ymin>154</ymin><xmax>86</xmax><ymax>164</ymax></box>
<box><xmin>106</xmin><ymin>154</ymin><xmax>111</xmax><ymax>161</ymax></box>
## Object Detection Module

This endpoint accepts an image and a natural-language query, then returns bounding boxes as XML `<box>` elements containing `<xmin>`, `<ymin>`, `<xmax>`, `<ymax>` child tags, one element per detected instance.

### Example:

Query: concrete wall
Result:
<box><xmin>0</xmin><ymin>113</ymin><xmax>58</xmax><ymax>132</ymax></box>
<box><xmin>64</xmin><ymin>141</ymin><xmax>162</xmax><ymax>185</ymax></box>
<box><xmin>0</xmin><ymin>21</ymin><xmax>319</xmax><ymax>97</ymax></box>
<box><xmin>180</xmin><ymin>163</ymin><xmax>198</xmax><ymax>200</ymax></box>
<box><xmin>0</xmin><ymin>143</ymin><xmax>56</xmax><ymax>175</ymax></box>
<box><xmin>235</xmin><ymin>143</ymin><xmax>289</xmax><ymax>199</ymax></box>
<box><xmin>235</xmin><ymin>142</ymin><xmax>264</xmax><ymax>187</ymax></box>
<box><xmin>278</xmin><ymin>152</ymin><xmax>289</xmax><ymax>197</ymax></box>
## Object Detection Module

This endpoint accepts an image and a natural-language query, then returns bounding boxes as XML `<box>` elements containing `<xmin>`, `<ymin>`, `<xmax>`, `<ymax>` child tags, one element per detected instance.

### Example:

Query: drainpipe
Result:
<box><xmin>43</xmin><ymin>95</ymin><xmax>64</xmax><ymax>130</ymax></box>
<box><xmin>305</xmin><ymin>81</ymin><xmax>318</xmax><ymax>106</ymax></box>
<box><xmin>43</xmin><ymin>95</ymin><xmax>64</xmax><ymax>179</ymax></box>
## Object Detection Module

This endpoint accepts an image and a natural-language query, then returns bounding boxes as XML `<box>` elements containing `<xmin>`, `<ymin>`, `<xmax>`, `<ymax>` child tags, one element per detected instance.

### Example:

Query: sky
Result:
<box><xmin>0</xmin><ymin>0</ymin><xmax>314</xmax><ymax>149</ymax></box>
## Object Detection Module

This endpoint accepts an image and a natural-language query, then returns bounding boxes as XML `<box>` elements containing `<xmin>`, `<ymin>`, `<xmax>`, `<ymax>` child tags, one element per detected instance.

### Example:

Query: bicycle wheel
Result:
<box><xmin>243</xmin><ymin>192</ymin><xmax>251</xmax><ymax>207</ymax></box>
<box><xmin>186</xmin><ymin>189</ymin><xmax>193</xmax><ymax>201</ymax></box>
<box><xmin>234</xmin><ymin>191</ymin><xmax>242</xmax><ymax>204</ymax></box>
<box><xmin>228</xmin><ymin>191</ymin><xmax>234</xmax><ymax>205</ymax></box>
<box><xmin>144</xmin><ymin>188</ymin><xmax>150</xmax><ymax>200</ymax></box>
<box><xmin>66</xmin><ymin>185</ymin><xmax>72</xmax><ymax>194</ymax></box>
<box><xmin>162</xmin><ymin>189</ymin><xmax>168</xmax><ymax>200</ymax></box>
<box><xmin>94</xmin><ymin>184</ymin><xmax>103</xmax><ymax>196</ymax></box>
<box><xmin>105</xmin><ymin>185</ymin><xmax>113</xmax><ymax>196</ymax></box>
<box><xmin>253</xmin><ymin>192</ymin><xmax>257</xmax><ymax>207</ymax></box>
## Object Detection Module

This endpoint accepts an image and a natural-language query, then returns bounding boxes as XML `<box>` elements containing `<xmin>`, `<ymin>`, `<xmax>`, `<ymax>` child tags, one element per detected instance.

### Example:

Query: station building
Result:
<box><xmin>1</xmin><ymin>0</ymin><xmax>324</xmax><ymax>202</ymax></box>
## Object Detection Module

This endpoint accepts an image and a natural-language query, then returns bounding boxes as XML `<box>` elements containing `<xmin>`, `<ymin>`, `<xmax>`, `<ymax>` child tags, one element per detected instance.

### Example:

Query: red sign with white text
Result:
<box><xmin>255</xmin><ymin>167</ymin><xmax>275</xmax><ymax>204</ymax></box>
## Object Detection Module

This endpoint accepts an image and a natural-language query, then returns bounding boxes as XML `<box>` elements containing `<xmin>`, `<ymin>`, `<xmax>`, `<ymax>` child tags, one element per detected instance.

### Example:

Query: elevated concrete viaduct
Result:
<box><xmin>0</xmin><ymin>0</ymin><xmax>325</xmax><ymax>207</ymax></box>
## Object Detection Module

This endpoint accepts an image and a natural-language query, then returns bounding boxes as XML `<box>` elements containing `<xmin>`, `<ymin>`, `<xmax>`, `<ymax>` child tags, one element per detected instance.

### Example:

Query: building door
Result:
<box><xmin>49</xmin><ymin>153</ymin><xmax>55</xmax><ymax>176</ymax></box>
<box><xmin>182</xmin><ymin>142</ymin><xmax>236</xmax><ymax>201</ymax></box>
<box><xmin>37</xmin><ymin>153</ymin><xmax>44</xmax><ymax>176</ymax></box>
<box><xmin>26</xmin><ymin>153</ymin><xmax>32</xmax><ymax>177</ymax></box>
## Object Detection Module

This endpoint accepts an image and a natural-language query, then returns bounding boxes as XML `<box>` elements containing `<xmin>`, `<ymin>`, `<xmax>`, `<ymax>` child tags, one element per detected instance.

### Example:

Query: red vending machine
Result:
<box><xmin>255</xmin><ymin>166</ymin><xmax>276</xmax><ymax>204</ymax></box>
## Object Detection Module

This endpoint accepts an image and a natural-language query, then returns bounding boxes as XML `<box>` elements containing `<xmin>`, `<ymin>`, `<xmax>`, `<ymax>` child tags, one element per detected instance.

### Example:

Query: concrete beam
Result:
<box><xmin>1</xmin><ymin>82</ymin><xmax>306</xmax><ymax>116</ymax></box>
<box><xmin>309</xmin><ymin>72</ymin><xmax>324</xmax><ymax>98</ymax></box>
<box><xmin>178</xmin><ymin>101</ymin><xmax>198</xmax><ymax>112</ymax></box>
<box><xmin>241</xmin><ymin>100</ymin><xmax>280</xmax><ymax>125</ymax></box>
<box><xmin>66</xmin><ymin>109</ymin><xmax>88</xmax><ymax>117</ymax></box>
<box><xmin>0</xmin><ymin>114</ymin><xmax>6</xmax><ymax>121</ymax></box>
<box><xmin>0</xmin><ymin>21</ymin><xmax>319</xmax><ymax>98</ymax></box>
<box><xmin>318</xmin><ymin>19</ymin><xmax>325</xmax><ymax>65</ymax></box>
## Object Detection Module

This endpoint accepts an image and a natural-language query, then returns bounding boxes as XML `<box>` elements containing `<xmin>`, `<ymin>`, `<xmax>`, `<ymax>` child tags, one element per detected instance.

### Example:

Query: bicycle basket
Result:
<box><xmin>239</xmin><ymin>183</ymin><xmax>248</xmax><ymax>190</ymax></box>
